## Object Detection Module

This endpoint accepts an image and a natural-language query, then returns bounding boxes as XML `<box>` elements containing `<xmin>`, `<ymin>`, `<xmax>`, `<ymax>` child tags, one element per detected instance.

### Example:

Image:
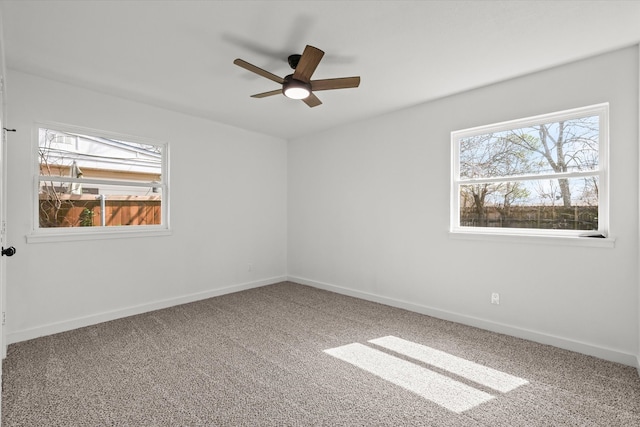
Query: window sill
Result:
<box><xmin>448</xmin><ymin>231</ymin><xmax>615</xmax><ymax>248</ymax></box>
<box><xmin>27</xmin><ymin>227</ymin><xmax>172</xmax><ymax>243</ymax></box>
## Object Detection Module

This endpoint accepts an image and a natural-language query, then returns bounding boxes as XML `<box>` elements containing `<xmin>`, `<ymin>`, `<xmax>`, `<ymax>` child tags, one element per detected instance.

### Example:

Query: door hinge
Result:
<box><xmin>2</xmin><ymin>312</ymin><xmax>5</xmax><ymax>325</ymax></box>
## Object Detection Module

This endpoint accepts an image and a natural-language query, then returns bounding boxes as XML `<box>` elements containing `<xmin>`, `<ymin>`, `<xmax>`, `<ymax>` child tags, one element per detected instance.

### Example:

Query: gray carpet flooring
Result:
<box><xmin>2</xmin><ymin>281</ymin><xmax>640</xmax><ymax>426</ymax></box>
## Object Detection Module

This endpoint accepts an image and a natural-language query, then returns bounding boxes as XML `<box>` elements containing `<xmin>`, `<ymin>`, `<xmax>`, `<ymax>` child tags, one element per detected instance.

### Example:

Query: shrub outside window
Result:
<box><xmin>451</xmin><ymin>104</ymin><xmax>608</xmax><ymax>238</ymax></box>
<box><xmin>31</xmin><ymin>124</ymin><xmax>169</xmax><ymax>241</ymax></box>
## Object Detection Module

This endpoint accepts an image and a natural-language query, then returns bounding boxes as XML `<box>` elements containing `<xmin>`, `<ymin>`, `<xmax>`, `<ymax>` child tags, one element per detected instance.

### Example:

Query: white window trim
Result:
<box><xmin>450</xmin><ymin>103</ymin><xmax>612</xmax><ymax>248</ymax></box>
<box><xmin>27</xmin><ymin>121</ymin><xmax>171</xmax><ymax>243</ymax></box>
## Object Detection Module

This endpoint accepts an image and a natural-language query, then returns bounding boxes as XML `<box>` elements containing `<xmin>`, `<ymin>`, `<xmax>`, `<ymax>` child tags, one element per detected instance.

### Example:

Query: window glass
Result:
<box><xmin>37</xmin><ymin>126</ymin><xmax>167</xmax><ymax>231</ymax></box>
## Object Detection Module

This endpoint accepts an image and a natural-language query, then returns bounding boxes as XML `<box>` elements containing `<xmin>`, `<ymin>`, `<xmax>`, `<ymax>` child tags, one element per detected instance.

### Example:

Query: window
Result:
<box><xmin>30</xmin><ymin>123</ymin><xmax>169</xmax><ymax>242</ymax></box>
<box><xmin>451</xmin><ymin>104</ymin><xmax>608</xmax><ymax>240</ymax></box>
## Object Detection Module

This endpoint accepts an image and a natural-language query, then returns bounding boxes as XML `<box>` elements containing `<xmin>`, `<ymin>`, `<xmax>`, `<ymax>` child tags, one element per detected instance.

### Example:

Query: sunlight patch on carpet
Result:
<box><xmin>369</xmin><ymin>336</ymin><xmax>529</xmax><ymax>393</ymax></box>
<box><xmin>324</xmin><ymin>342</ymin><xmax>494</xmax><ymax>413</ymax></box>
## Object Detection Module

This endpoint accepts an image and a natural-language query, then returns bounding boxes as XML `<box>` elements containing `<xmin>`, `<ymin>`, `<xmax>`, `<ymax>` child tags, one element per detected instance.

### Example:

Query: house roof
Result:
<box><xmin>2</xmin><ymin>1</ymin><xmax>639</xmax><ymax>140</ymax></box>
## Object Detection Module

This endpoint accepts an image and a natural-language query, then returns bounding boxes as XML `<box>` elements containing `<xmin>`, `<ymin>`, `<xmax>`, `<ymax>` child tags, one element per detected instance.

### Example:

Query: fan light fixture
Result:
<box><xmin>283</xmin><ymin>75</ymin><xmax>311</xmax><ymax>99</ymax></box>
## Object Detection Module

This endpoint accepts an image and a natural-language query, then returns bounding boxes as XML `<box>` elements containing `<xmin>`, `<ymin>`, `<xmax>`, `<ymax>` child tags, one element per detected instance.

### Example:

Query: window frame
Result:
<box><xmin>28</xmin><ymin>122</ymin><xmax>171</xmax><ymax>243</ymax></box>
<box><xmin>450</xmin><ymin>103</ymin><xmax>612</xmax><ymax>246</ymax></box>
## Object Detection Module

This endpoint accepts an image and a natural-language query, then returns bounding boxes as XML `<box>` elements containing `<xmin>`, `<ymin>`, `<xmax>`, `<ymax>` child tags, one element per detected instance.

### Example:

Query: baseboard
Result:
<box><xmin>7</xmin><ymin>276</ymin><xmax>287</xmax><ymax>345</ymax></box>
<box><xmin>288</xmin><ymin>275</ymin><xmax>638</xmax><ymax>368</ymax></box>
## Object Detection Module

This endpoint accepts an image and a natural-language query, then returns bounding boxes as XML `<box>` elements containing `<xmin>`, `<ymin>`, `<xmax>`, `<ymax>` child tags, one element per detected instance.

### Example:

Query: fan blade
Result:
<box><xmin>251</xmin><ymin>89</ymin><xmax>282</xmax><ymax>98</ymax></box>
<box><xmin>233</xmin><ymin>59</ymin><xmax>284</xmax><ymax>84</ymax></box>
<box><xmin>292</xmin><ymin>45</ymin><xmax>324</xmax><ymax>82</ymax></box>
<box><xmin>311</xmin><ymin>76</ymin><xmax>361</xmax><ymax>91</ymax></box>
<box><xmin>302</xmin><ymin>93</ymin><xmax>322</xmax><ymax>108</ymax></box>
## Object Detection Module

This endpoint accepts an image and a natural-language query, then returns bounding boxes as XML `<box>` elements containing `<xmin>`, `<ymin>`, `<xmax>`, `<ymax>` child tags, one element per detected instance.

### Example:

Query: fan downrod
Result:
<box><xmin>287</xmin><ymin>54</ymin><xmax>301</xmax><ymax>69</ymax></box>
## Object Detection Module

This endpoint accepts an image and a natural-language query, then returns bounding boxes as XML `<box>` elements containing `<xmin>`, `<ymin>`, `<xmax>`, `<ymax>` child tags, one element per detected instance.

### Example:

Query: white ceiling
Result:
<box><xmin>2</xmin><ymin>1</ymin><xmax>639</xmax><ymax>140</ymax></box>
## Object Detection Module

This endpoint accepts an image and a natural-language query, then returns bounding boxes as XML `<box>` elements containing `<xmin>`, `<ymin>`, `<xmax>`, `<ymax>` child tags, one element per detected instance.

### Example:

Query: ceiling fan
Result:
<box><xmin>233</xmin><ymin>45</ymin><xmax>360</xmax><ymax>108</ymax></box>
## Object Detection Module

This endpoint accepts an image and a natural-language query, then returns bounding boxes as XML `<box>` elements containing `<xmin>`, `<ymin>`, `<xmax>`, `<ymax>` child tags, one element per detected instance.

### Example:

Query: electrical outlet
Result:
<box><xmin>247</xmin><ymin>263</ymin><xmax>253</xmax><ymax>272</ymax></box>
<box><xmin>491</xmin><ymin>293</ymin><xmax>500</xmax><ymax>305</ymax></box>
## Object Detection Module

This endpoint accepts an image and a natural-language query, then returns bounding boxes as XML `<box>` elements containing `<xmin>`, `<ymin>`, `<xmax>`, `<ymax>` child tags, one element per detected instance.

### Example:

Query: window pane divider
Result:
<box><xmin>457</xmin><ymin>169</ymin><xmax>599</xmax><ymax>185</ymax></box>
<box><xmin>38</xmin><ymin>175</ymin><xmax>162</xmax><ymax>188</ymax></box>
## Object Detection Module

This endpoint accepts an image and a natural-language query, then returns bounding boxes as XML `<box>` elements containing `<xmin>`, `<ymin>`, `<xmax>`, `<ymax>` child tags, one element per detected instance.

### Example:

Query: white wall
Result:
<box><xmin>288</xmin><ymin>46</ymin><xmax>639</xmax><ymax>366</ymax></box>
<box><xmin>5</xmin><ymin>70</ymin><xmax>287</xmax><ymax>343</ymax></box>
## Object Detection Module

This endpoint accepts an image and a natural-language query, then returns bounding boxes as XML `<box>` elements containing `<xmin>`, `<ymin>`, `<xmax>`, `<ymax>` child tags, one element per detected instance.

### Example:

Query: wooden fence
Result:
<box><xmin>39</xmin><ymin>194</ymin><xmax>161</xmax><ymax>228</ymax></box>
<box><xmin>460</xmin><ymin>205</ymin><xmax>598</xmax><ymax>230</ymax></box>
